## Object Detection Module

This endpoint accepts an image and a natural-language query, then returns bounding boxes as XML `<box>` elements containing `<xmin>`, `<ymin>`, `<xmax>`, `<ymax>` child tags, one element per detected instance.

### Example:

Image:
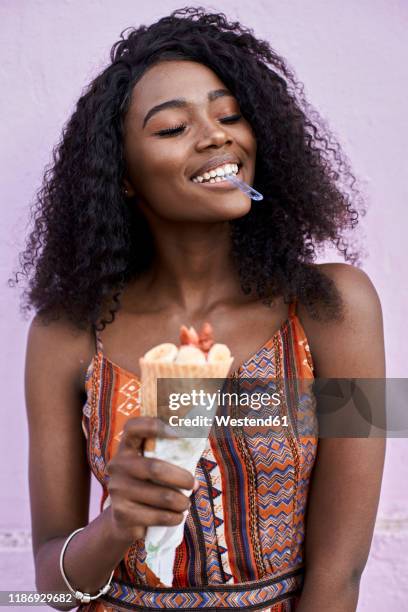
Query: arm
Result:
<box><xmin>296</xmin><ymin>264</ymin><xmax>386</xmax><ymax>612</ymax></box>
<box><xmin>26</xmin><ymin>316</ymin><xmax>135</xmax><ymax>611</ymax></box>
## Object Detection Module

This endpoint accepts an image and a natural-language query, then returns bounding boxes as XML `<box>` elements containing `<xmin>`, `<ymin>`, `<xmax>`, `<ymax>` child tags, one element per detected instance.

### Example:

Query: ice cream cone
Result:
<box><xmin>139</xmin><ymin>339</ymin><xmax>233</xmax><ymax>451</ymax></box>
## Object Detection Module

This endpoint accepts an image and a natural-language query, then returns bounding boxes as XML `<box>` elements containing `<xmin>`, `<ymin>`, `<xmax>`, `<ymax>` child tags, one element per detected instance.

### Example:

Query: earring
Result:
<box><xmin>123</xmin><ymin>188</ymin><xmax>129</xmax><ymax>197</ymax></box>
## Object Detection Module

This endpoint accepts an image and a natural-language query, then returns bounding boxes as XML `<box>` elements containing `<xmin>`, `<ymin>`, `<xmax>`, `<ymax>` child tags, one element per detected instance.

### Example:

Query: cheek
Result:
<box><xmin>240</xmin><ymin>118</ymin><xmax>257</xmax><ymax>150</ymax></box>
<box><xmin>247</xmin><ymin>134</ymin><xmax>257</xmax><ymax>177</ymax></box>
<box><xmin>128</xmin><ymin>142</ymin><xmax>185</xmax><ymax>183</ymax></box>
<box><xmin>246</xmin><ymin>128</ymin><xmax>257</xmax><ymax>157</ymax></box>
<box><xmin>125</xmin><ymin>144</ymin><xmax>188</xmax><ymax>214</ymax></box>
<box><xmin>252</xmin><ymin>134</ymin><xmax>257</xmax><ymax>155</ymax></box>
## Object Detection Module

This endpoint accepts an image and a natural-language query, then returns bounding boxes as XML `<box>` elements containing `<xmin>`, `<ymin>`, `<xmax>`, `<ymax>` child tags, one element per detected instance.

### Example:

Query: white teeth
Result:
<box><xmin>192</xmin><ymin>162</ymin><xmax>240</xmax><ymax>184</ymax></box>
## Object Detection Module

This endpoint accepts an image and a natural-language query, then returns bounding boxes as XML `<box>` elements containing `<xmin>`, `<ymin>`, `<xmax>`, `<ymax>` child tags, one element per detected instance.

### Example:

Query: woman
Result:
<box><xmin>16</xmin><ymin>7</ymin><xmax>385</xmax><ymax>612</ymax></box>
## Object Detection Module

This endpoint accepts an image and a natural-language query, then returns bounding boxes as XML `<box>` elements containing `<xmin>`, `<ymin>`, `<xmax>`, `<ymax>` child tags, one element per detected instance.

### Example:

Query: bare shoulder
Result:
<box><xmin>297</xmin><ymin>263</ymin><xmax>385</xmax><ymax>377</ymax></box>
<box><xmin>318</xmin><ymin>262</ymin><xmax>381</xmax><ymax>315</ymax></box>
<box><xmin>27</xmin><ymin>313</ymin><xmax>95</xmax><ymax>393</ymax></box>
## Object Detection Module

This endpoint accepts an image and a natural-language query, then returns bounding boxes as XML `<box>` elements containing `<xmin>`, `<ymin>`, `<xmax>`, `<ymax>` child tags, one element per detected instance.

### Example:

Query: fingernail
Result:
<box><xmin>194</xmin><ymin>478</ymin><xmax>200</xmax><ymax>491</ymax></box>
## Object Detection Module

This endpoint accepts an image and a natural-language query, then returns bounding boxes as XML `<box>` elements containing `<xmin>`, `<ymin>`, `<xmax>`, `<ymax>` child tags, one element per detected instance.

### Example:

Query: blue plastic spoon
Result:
<box><xmin>224</xmin><ymin>173</ymin><xmax>264</xmax><ymax>201</ymax></box>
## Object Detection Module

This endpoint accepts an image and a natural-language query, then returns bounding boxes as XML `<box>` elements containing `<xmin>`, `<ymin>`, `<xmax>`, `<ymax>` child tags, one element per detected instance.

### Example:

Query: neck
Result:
<box><xmin>134</xmin><ymin>219</ymin><xmax>244</xmax><ymax>314</ymax></box>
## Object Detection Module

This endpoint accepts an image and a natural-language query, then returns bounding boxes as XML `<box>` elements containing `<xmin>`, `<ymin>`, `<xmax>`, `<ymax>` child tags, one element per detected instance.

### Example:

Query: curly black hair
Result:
<box><xmin>10</xmin><ymin>6</ymin><xmax>364</xmax><ymax>330</ymax></box>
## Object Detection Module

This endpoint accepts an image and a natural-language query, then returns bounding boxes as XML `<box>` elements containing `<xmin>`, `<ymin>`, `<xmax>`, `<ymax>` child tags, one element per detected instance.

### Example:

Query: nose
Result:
<box><xmin>195</xmin><ymin>117</ymin><xmax>233</xmax><ymax>150</ymax></box>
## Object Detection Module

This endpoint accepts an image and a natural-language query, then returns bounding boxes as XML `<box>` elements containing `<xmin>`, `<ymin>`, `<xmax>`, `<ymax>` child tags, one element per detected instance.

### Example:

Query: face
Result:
<box><xmin>122</xmin><ymin>60</ymin><xmax>257</xmax><ymax>222</ymax></box>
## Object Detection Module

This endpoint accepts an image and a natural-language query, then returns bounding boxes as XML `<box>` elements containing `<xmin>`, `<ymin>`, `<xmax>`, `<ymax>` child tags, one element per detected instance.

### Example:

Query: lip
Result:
<box><xmin>190</xmin><ymin>165</ymin><xmax>243</xmax><ymax>191</ymax></box>
<box><xmin>189</xmin><ymin>155</ymin><xmax>242</xmax><ymax>180</ymax></box>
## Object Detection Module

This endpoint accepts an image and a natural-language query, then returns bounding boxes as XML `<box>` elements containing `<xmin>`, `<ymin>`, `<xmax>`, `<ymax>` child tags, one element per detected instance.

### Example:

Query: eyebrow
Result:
<box><xmin>142</xmin><ymin>88</ymin><xmax>234</xmax><ymax>128</ymax></box>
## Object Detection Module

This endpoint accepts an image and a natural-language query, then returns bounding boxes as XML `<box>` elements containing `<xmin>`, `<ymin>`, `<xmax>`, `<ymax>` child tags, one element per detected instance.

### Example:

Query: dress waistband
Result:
<box><xmin>99</xmin><ymin>566</ymin><xmax>304</xmax><ymax>610</ymax></box>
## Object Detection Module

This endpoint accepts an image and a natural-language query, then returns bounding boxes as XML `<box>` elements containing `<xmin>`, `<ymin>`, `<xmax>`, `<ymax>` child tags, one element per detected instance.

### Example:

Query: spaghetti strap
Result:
<box><xmin>92</xmin><ymin>325</ymin><xmax>104</xmax><ymax>354</ymax></box>
<box><xmin>288</xmin><ymin>298</ymin><xmax>298</xmax><ymax>318</ymax></box>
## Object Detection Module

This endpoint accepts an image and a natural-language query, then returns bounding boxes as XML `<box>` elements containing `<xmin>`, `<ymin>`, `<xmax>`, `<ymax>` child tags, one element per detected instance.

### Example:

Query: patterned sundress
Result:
<box><xmin>78</xmin><ymin>301</ymin><xmax>318</xmax><ymax>611</ymax></box>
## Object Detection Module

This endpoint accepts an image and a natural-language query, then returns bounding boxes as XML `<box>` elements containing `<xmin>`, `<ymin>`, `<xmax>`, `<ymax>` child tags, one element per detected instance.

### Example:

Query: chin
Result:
<box><xmin>208</xmin><ymin>196</ymin><xmax>252</xmax><ymax>221</ymax></box>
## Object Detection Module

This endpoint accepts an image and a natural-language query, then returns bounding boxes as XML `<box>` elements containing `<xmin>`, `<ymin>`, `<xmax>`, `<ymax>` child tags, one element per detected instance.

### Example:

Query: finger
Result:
<box><xmin>119</xmin><ymin>499</ymin><xmax>186</xmax><ymax>528</ymax></box>
<box><xmin>116</xmin><ymin>477</ymin><xmax>192</xmax><ymax>512</ymax></box>
<box><xmin>122</xmin><ymin>416</ymin><xmax>178</xmax><ymax>449</ymax></box>
<box><xmin>127</xmin><ymin>456</ymin><xmax>196</xmax><ymax>491</ymax></box>
<box><xmin>117</xmin><ymin>418</ymin><xmax>165</xmax><ymax>454</ymax></box>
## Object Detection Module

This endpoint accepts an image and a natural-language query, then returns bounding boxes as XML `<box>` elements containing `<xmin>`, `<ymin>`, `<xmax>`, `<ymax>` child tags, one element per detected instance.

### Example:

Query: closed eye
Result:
<box><xmin>154</xmin><ymin>114</ymin><xmax>242</xmax><ymax>137</ymax></box>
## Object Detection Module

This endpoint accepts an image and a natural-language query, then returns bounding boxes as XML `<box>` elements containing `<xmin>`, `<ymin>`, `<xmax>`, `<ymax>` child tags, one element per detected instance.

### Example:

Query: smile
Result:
<box><xmin>191</xmin><ymin>163</ymin><xmax>240</xmax><ymax>183</ymax></box>
<box><xmin>191</xmin><ymin>163</ymin><xmax>242</xmax><ymax>189</ymax></box>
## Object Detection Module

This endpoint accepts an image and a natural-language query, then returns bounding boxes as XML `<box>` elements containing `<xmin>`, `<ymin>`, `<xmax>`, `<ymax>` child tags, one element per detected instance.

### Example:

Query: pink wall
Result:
<box><xmin>1</xmin><ymin>1</ymin><xmax>407</xmax><ymax>609</ymax></box>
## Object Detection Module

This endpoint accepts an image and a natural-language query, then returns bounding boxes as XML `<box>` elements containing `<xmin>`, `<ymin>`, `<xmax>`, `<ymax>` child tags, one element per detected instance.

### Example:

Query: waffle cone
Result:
<box><xmin>139</xmin><ymin>357</ymin><xmax>234</xmax><ymax>451</ymax></box>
